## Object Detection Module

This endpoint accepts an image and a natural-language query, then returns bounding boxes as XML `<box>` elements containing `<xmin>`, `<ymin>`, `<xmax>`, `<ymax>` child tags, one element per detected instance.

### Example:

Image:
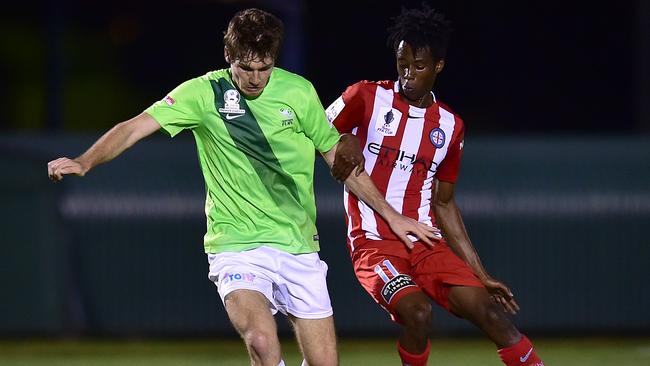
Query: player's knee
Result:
<box><xmin>482</xmin><ymin>302</ymin><xmax>519</xmax><ymax>340</ymax></box>
<box><xmin>400</xmin><ymin>300</ymin><xmax>432</xmax><ymax>329</ymax></box>
<box><xmin>243</xmin><ymin>328</ymin><xmax>277</xmax><ymax>358</ymax></box>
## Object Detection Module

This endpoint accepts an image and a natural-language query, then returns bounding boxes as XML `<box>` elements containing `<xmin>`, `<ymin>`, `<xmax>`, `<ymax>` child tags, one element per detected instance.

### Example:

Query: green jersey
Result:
<box><xmin>145</xmin><ymin>68</ymin><xmax>340</xmax><ymax>254</ymax></box>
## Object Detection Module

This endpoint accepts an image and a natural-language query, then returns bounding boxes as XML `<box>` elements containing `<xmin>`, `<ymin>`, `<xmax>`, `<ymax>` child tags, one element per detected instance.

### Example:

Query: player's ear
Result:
<box><xmin>435</xmin><ymin>59</ymin><xmax>445</xmax><ymax>73</ymax></box>
<box><xmin>224</xmin><ymin>47</ymin><xmax>231</xmax><ymax>64</ymax></box>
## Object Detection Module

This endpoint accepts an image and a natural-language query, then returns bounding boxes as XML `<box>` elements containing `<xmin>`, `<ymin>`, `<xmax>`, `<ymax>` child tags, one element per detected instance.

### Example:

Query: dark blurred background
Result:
<box><xmin>2</xmin><ymin>0</ymin><xmax>649</xmax><ymax>134</ymax></box>
<box><xmin>1</xmin><ymin>0</ymin><xmax>649</xmax><ymax>339</ymax></box>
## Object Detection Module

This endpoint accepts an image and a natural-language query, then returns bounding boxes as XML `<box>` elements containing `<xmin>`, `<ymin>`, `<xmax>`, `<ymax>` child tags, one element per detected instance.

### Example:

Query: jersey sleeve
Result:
<box><xmin>435</xmin><ymin>118</ymin><xmax>465</xmax><ymax>183</ymax></box>
<box><xmin>144</xmin><ymin>77</ymin><xmax>207</xmax><ymax>137</ymax></box>
<box><xmin>296</xmin><ymin>82</ymin><xmax>340</xmax><ymax>153</ymax></box>
<box><xmin>325</xmin><ymin>82</ymin><xmax>366</xmax><ymax>133</ymax></box>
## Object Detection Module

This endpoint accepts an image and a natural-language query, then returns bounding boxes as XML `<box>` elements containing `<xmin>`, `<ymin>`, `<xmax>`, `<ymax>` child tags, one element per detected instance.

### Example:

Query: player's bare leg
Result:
<box><xmin>448</xmin><ymin>286</ymin><xmax>545</xmax><ymax>365</ymax></box>
<box><xmin>447</xmin><ymin>285</ymin><xmax>520</xmax><ymax>347</ymax></box>
<box><xmin>224</xmin><ymin>289</ymin><xmax>282</xmax><ymax>366</ymax></box>
<box><xmin>288</xmin><ymin>315</ymin><xmax>338</xmax><ymax>366</ymax></box>
<box><xmin>393</xmin><ymin>291</ymin><xmax>432</xmax><ymax>353</ymax></box>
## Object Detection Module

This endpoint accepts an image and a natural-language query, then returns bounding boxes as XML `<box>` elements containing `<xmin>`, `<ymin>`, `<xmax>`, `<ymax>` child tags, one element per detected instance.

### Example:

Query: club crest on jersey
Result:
<box><xmin>429</xmin><ymin>128</ymin><xmax>446</xmax><ymax>148</ymax></box>
<box><xmin>375</xmin><ymin>107</ymin><xmax>402</xmax><ymax>136</ymax></box>
<box><xmin>218</xmin><ymin>89</ymin><xmax>246</xmax><ymax>118</ymax></box>
<box><xmin>279</xmin><ymin>107</ymin><xmax>295</xmax><ymax>126</ymax></box>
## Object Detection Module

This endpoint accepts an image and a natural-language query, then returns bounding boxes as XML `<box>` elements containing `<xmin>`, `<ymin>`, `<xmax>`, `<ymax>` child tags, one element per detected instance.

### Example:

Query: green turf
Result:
<box><xmin>0</xmin><ymin>338</ymin><xmax>649</xmax><ymax>365</ymax></box>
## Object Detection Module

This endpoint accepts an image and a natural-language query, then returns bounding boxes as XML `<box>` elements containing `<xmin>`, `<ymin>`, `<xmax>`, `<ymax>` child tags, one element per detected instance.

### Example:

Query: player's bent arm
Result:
<box><xmin>436</xmin><ymin>181</ymin><xmax>519</xmax><ymax>312</ymax></box>
<box><xmin>321</xmin><ymin>144</ymin><xmax>438</xmax><ymax>247</ymax></box>
<box><xmin>434</xmin><ymin>180</ymin><xmax>491</xmax><ymax>280</ymax></box>
<box><xmin>47</xmin><ymin>112</ymin><xmax>161</xmax><ymax>181</ymax></box>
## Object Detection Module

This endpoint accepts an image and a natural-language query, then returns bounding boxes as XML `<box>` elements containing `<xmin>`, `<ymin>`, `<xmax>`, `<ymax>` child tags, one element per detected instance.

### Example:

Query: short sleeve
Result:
<box><xmin>436</xmin><ymin>119</ymin><xmax>465</xmax><ymax>183</ymax></box>
<box><xmin>325</xmin><ymin>82</ymin><xmax>365</xmax><ymax>133</ymax></box>
<box><xmin>144</xmin><ymin>78</ymin><xmax>207</xmax><ymax>137</ymax></box>
<box><xmin>296</xmin><ymin>82</ymin><xmax>341</xmax><ymax>153</ymax></box>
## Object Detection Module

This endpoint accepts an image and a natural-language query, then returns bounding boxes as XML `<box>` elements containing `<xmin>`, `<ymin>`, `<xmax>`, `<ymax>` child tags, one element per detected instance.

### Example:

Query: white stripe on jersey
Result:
<box><xmin>385</xmin><ymin>105</ymin><xmax>426</xmax><ymax>215</ymax></box>
<box><xmin>435</xmin><ymin>106</ymin><xmax>457</xmax><ymax>164</ymax></box>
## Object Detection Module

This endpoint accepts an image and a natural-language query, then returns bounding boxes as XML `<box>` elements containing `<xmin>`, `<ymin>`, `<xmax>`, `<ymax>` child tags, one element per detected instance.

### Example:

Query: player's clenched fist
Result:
<box><xmin>47</xmin><ymin>157</ymin><xmax>86</xmax><ymax>182</ymax></box>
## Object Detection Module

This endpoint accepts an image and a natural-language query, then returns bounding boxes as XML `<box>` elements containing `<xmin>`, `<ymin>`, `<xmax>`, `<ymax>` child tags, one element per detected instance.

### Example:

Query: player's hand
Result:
<box><xmin>331</xmin><ymin>134</ymin><xmax>365</xmax><ymax>182</ymax></box>
<box><xmin>47</xmin><ymin>157</ymin><xmax>86</xmax><ymax>182</ymax></box>
<box><xmin>482</xmin><ymin>277</ymin><xmax>520</xmax><ymax>315</ymax></box>
<box><xmin>386</xmin><ymin>213</ymin><xmax>442</xmax><ymax>249</ymax></box>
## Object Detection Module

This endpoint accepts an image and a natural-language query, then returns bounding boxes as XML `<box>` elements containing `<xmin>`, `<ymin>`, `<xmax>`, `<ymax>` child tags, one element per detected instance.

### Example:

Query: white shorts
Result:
<box><xmin>207</xmin><ymin>246</ymin><xmax>333</xmax><ymax>319</ymax></box>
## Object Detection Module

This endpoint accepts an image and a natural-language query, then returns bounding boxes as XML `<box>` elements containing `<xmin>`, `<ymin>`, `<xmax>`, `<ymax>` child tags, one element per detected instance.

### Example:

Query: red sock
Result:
<box><xmin>397</xmin><ymin>340</ymin><xmax>430</xmax><ymax>366</ymax></box>
<box><xmin>498</xmin><ymin>335</ymin><xmax>544</xmax><ymax>366</ymax></box>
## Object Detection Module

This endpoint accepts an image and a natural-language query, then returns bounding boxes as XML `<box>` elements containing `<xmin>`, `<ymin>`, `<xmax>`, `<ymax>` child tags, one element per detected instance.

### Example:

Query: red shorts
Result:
<box><xmin>351</xmin><ymin>238</ymin><xmax>484</xmax><ymax>323</ymax></box>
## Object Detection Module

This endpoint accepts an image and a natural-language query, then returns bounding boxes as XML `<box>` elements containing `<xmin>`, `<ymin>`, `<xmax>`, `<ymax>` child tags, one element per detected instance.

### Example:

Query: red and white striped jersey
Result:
<box><xmin>326</xmin><ymin>80</ymin><xmax>465</xmax><ymax>251</ymax></box>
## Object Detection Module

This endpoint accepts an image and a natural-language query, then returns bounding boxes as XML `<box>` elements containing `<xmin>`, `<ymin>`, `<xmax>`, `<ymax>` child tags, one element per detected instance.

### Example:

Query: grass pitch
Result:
<box><xmin>1</xmin><ymin>337</ymin><xmax>649</xmax><ymax>365</ymax></box>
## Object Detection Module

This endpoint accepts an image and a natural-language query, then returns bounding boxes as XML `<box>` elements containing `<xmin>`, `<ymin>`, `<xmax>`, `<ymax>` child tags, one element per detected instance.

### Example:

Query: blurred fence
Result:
<box><xmin>1</xmin><ymin>134</ymin><xmax>649</xmax><ymax>337</ymax></box>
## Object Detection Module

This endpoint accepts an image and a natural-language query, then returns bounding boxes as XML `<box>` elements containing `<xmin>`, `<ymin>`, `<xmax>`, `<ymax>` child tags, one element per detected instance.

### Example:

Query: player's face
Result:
<box><xmin>228</xmin><ymin>55</ymin><xmax>275</xmax><ymax>98</ymax></box>
<box><xmin>395</xmin><ymin>41</ymin><xmax>444</xmax><ymax>106</ymax></box>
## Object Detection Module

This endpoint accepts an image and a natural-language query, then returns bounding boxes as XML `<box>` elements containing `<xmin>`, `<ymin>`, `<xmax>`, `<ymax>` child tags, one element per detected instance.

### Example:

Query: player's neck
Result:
<box><xmin>401</xmin><ymin>90</ymin><xmax>435</xmax><ymax>108</ymax></box>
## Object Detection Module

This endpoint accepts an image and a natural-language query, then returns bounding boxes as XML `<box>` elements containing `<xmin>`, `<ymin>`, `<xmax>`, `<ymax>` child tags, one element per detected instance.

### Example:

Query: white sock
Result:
<box><xmin>301</xmin><ymin>360</ymin><xmax>308</xmax><ymax>366</ymax></box>
<box><xmin>277</xmin><ymin>360</ymin><xmax>285</xmax><ymax>366</ymax></box>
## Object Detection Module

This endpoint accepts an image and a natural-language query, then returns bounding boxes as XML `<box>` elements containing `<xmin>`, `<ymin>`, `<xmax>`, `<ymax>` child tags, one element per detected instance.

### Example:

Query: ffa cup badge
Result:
<box><xmin>375</xmin><ymin>107</ymin><xmax>402</xmax><ymax>136</ymax></box>
<box><xmin>218</xmin><ymin>89</ymin><xmax>246</xmax><ymax>119</ymax></box>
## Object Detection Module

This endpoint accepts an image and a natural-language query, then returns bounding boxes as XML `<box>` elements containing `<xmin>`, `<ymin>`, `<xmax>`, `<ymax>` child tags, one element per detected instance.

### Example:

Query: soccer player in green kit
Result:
<box><xmin>47</xmin><ymin>8</ymin><xmax>437</xmax><ymax>366</ymax></box>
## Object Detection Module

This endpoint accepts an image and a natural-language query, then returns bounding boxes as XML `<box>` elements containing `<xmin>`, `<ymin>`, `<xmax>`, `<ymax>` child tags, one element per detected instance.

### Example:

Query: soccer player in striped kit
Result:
<box><xmin>326</xmin><ymin>5</ymin><xmax>544</xmax><ymax>366</ymax></box>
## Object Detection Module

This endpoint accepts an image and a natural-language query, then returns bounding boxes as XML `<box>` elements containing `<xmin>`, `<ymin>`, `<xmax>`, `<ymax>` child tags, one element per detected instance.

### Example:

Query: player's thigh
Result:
<box><xmin>352</xmin><ymin>244</ymin><xmax>419</xmax><ymax>321</ymax></box>
<box><xmin>446</xmin><ymin>285</ymin><xmax>493</xmax><ymax>318</ymax></box>
<box><xmin>289</xmin><ymin>315</ymin><xmax>337</xmax><ymax>366</ymax></box>
<box><xmin>224</xmin><ymin>289</ymin><xmax>278</xmax><ymax>339</ymax></box>
<box><xmin>413</xmin><ymin>242</ymin><xmax>484</xmax><ymax>313</ymax></box>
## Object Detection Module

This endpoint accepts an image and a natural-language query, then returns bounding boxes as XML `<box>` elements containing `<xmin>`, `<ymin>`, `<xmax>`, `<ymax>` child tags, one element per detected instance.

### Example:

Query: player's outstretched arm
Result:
<box><xmin>47</xmin><ymin>112</ymin><xmax>161</xmax><ymax>182</ymax></box>
<box><xmin>434</xmin><ymin>181</ymin><xmax>520</xmax><ymax>314</ymax></box>
<box><xmin>322</xmin><ymin>144</ymin><xmax>440</xmax><ymax>248</ymax></box>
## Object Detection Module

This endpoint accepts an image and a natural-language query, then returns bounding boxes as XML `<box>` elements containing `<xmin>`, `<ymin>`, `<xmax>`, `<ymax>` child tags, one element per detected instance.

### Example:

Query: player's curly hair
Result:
<box><xmin>223</xmin><ymin>8</ymin><xmax>284</xmax><ymax>62</ymax></box>
<box><xmin>387</xmin><ymin>4</ymin><xmax>452</xmax><ymax>62</ymax></box>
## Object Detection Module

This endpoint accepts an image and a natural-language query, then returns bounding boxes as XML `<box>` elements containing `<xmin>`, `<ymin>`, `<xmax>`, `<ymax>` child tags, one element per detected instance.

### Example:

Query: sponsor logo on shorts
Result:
<box><xmin>381</xmin><ymin>274</ymin><xmax>416</xmax><ymax>304</ymax></box>
<box><xmin>221</xmin><ymin>272</ymin><xmax>256</xmax><ymax>284</ymax></box>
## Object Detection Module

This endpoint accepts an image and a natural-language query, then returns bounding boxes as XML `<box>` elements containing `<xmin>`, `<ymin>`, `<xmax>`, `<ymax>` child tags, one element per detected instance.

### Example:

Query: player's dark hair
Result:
<box><xmin>223</xmin><ymin>8</ymin><xmax>284</xmax><ymax>62</ymax></box>
<box><xmin>387</xmin><ymin>4</ymin><xmax>452</xmax><ymax>62</ymax></box>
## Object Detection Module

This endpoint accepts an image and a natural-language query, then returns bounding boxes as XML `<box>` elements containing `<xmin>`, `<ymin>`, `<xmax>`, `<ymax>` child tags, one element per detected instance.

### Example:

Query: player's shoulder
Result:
<box><xmin>200</xmin><ymin>69</ymin><xmax>229</xmax><ymax>83</ymax></box>
<box><xmin>436</xmin><ymin>99</ymin><xmax>463</xmax><ymax>121</ymax></box>
<box><xmin>271</xmin><ymin>67</ymin><xmax>314</xmax><ymax>89</ymax></box>
<box><xmin>435</xmin><ymin>98</ymin><xmax>465</xmax><ymax>135</ymax></box>
<box><xmin>343</xmin><ymin>79</ymin><xmax>394</xmax><ymax>99</ymax></box>
<box><xmin>350</xmin><ymin>79</ymin><xmax>394</xmax><ymax>92</ymax></box>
